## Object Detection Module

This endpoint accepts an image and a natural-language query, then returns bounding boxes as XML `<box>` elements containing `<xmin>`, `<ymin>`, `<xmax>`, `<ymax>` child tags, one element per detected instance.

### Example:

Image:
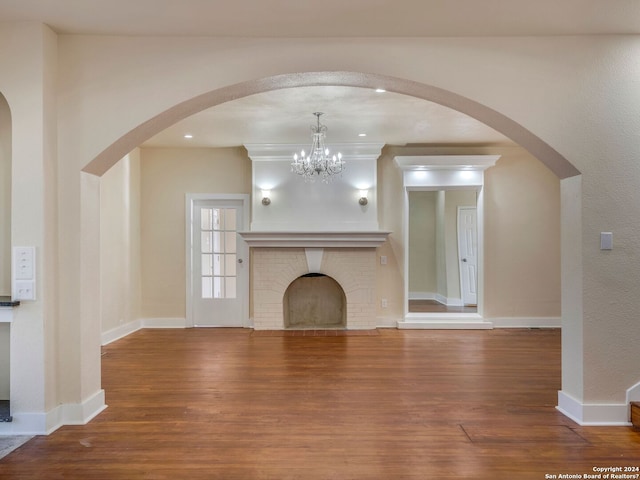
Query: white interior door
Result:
<box><xmin>190</xmin><ymin>198</ymin><xmax>248</xmax><ymax>327</ymax></box>
<box><xmin>457</xmin><ymin>206</ymin><xmax>478</xmax><ymax>306</ymax></box>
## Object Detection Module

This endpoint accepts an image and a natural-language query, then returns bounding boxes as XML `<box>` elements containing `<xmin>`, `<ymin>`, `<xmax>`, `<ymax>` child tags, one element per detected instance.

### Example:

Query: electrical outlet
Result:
<box><xmin>14</xmin><ymin>280</ymin><xmax>35</xmax><ymax>301</ymax></box>
<box><xmin>380</xmin><ymin>255</ymin><xmax>387</xmax><ymax>265</ymax></box>
<box><xmin>381</xmin><ymin>298</ymin><xmax>388</xmax><ymax>308</ymax></box>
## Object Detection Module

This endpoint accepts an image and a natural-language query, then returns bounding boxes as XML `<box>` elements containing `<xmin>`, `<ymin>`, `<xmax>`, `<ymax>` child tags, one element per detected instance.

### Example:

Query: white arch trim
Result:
<box><xmin>82</xmin><ymin>71</ymin><xmax>580</xmax><ymax>179</ymax></box>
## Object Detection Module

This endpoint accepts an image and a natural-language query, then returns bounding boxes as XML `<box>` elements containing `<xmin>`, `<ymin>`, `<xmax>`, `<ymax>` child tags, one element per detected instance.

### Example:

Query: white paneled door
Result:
<box><xmin>189</xmin><ymin>197</ymin><xmax>248</xmax><ymax>327</ymax></box>
<box><xmin>457</xmin><ymin>206</ymin><xmax>478</xmax><ymax>306</ymax></box>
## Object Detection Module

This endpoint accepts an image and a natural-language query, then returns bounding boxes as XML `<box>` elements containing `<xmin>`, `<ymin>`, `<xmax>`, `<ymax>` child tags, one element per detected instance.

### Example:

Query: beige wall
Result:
<box><xmin>0</xmin><ymin>94</ymin><xmax>10</xmax><ymax>296</ymax></box>
<box><xmin>484</xmin><ymin>147</ymin><xmax>561</xmax><ymax>318</ymax></box>
<box><xmin>0</xmin><ymin>23</ymin><xmax>58</xmax><ymax>419</ymax></box>
<box><xmin>379</xmin><ymin>145</ymin><xmax>560</xmax><ymax>321</ymax></box>
<box><xmin>376</xmin><ymin>148</ymin><xmax>405</xmax><ymax>322</ymax></box>
<box><xmin>100</xmin><ymin>150</ymin><xmax>141</xmax><ymax>334</ymax></box>
<box><xmin>130</xmin><ymin>144</ymin><xmax>558</xmax><ymax>324</ymax></box>
<box><xmin>408</xmin><ymin>191</ymin><xmax>437</xmax><ymax>295</ymax></box>
<box><xmin>140</xmin><ymin>147</ymin><xmax>251</xmax><ymax>318</ymax></box>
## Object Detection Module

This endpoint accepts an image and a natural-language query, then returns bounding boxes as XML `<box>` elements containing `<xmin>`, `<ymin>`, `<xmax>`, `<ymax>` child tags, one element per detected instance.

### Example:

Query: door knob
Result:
<box><xmin>238</xmin><ymin>258</ymin><xmax>243</xmax><ymax>264</ymax></box>
<box><xmin>461</xmin><ymin>258</ymin><xmax>467</xmax><ymax>262</ymax></box>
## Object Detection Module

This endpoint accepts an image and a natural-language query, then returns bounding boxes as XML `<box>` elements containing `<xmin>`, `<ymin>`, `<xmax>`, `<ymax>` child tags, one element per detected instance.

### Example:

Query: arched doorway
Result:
<box><xmin>82</xmin><ymin>72</ymin><xmax>578</xmax><ymax>179</ymax></box>
<box><xmin>79</xmin><ymin>71</ymin><xmax>581</xmax><ymax>426</ymax></box>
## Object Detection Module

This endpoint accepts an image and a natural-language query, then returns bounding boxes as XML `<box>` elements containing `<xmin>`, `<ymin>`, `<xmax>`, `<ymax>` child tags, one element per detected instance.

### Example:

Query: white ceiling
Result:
<box><xmin>142</xmin><ymin>86</ymin><xmax>512</xmax><ymax>148</ymax></box>
<box><xmin>2</xmin><ymin>1</ymin><xmax>635</xmax><ymax>149</ymax></box>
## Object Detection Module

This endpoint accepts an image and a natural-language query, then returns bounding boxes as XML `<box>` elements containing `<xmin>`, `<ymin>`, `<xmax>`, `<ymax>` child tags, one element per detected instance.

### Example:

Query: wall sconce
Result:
<box><xmin>261</xmin><ymin>189</ymin><xmax>271</xmax><ymax>206</ymax></box>
<box><xmin>358</xmin><ymin>189</ymin><xmax>368</xmax><ymax>206</ymax></box>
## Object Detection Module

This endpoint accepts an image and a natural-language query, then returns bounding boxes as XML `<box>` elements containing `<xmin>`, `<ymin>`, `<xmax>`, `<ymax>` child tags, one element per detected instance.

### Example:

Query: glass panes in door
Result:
<box><xmin>200</xmin><ymin>207</ymin><xmax>237</xmax><ymax>299</ymax></box>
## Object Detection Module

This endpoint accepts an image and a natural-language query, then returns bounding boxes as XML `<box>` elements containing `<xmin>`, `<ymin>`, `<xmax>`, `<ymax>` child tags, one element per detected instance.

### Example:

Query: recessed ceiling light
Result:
<box><xmin>358</xmin><ymin>133</ymin><xmax>367</xmax><ymax>137</ymax></box>
<box><xmin>375</xmin><ymin>88</ymin><xmax>386</xmax><ymax>93</ymax></box>
<box><xmin>184</xmin><ymin>134</ymin><xmax>193</xmax><ymax>139</ymax></box>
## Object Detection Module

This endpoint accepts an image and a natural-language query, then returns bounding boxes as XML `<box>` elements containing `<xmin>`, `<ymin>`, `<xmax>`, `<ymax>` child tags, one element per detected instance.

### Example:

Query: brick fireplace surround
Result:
<box><xmin>239</xmin><ymin>232</ymin><xmax>390</xmax><ymax>330</ymax></box>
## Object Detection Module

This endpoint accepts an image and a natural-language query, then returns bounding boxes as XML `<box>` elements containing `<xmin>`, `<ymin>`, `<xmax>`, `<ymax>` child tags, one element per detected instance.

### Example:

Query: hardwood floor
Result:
<box><xmin>1</xmin><ymin>328</ymin><xmax>639</xmax><ymax>479</ymax></box>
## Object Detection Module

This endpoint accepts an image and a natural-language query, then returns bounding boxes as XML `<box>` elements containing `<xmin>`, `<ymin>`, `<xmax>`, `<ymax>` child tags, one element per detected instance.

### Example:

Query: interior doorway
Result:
<box><xmin>457</xmin><ymin>206</ymin><xmax>478</xmax><ymax>307</ymax></box>
<box><xmin>397</xmin><ymin>155</ymin><xmax>497</xmax><ymax>326</ymax></box>
<box><xmin>186</xmin><ymin>194</ymin><xmax>250</xmax><ymax>327</ymax></box>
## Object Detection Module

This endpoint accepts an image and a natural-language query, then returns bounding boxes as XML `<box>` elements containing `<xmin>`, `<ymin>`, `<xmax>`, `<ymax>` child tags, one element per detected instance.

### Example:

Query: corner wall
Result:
<box><xmin>140</xmin><ymin>147</ymin><xmax>251</xmax><ymax>319</ymax></box>
<box><xmin>379</xmin><ymin>145</ymin><xmax>561</xmax><ymax>323</ymax></box>
<box><xmin>0</xmin><ymin>94</ymin><xmax>10</xmax><ymax>296</ymax></box>
<box><xmin>100</xmin><ymin>150</ymin><xmax>141</xmax><ymax>336</ymax></box>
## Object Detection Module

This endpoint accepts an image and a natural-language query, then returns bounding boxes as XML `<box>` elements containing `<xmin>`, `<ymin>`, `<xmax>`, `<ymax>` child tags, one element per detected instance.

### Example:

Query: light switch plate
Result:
<box><xmin>12</xmin><ymin>246</ymin><xmax>36</xmax><ymax>301</ymax></box>
<box><xmin>600</xmin><ymin>232</ymin><xmax>613</xmax><ymax>250</ymax></box>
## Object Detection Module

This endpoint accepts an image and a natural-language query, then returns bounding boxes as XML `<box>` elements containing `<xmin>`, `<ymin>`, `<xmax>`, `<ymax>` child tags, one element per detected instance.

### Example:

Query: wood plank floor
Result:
<box><xmin>1</xmin><ymin>328</ymin><xmax>639</xmax><ymax>479</ymax></box>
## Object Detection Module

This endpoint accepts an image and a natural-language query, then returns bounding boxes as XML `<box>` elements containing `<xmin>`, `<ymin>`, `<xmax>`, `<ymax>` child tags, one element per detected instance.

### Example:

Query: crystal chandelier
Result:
<box><xmin>291</xmin><ymin>112</ymin><xmax>344</xmax><ymax>183</ymax></box>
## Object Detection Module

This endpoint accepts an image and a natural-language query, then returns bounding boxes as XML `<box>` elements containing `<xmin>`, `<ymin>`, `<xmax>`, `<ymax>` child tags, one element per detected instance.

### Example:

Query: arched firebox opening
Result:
<box><xmin>283</xmin><ymin>273</ymin><xmax>346</xmax><ymax>329</ymax></box>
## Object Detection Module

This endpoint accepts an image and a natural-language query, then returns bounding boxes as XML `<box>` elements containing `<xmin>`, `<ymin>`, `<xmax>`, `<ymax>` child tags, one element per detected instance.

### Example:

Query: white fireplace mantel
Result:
<box><xmin>238</xmin><ymin>231</ymin><xmax>391</xmax><ymax>248</ymax></box>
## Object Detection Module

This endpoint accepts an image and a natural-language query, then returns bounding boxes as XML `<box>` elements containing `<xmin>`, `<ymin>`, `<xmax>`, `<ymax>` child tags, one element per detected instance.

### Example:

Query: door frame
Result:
<box><xmin>402</xmin><ymin>186</ymin><xmax>484</xmax><ymax>321</ymax></box>
<box><xmin>185</xmin><ymin>193</ymin><xmax>250</xmax><ymax>328</ymax></box>
<box><xmin>457</xmin><ymin>206</ymin><xmax>478</xmax><ymax>306</ymax></box>
<box><xmin>395</xmin><ymin>154</ymin><xmax>499</xmax><ymax>326</ymax></box>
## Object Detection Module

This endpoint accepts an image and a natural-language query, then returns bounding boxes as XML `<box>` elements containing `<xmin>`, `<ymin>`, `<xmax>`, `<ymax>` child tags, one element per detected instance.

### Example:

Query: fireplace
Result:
<box><xmin>239</xmin><ymin>231</ymin><xmax>390</xmax><ymax>330</ymax></box>
<box><xmin>284</xmin><ymin>273</ymin><xmax>346</xmax><ymax>329</ymax></box>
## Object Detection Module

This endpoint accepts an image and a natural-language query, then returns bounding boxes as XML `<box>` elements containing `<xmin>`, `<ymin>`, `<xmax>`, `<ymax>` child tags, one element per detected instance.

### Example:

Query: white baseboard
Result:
<box><xmin>398</xmin><ymin>314</ymin><xmax>493</xmax><ymax>330</ymax></box>
<box><xmin>408</xmin><ymin>292</ymin><xmax>436</xmax><ymax>300</ymax></box>
<box><xmin>556</xmin><ymin>390</ymin><xmax>631</xmax><ymax>426</ymax></box>
<box><xmin>0</xmin><ymin>308</ymin><xmax>13</xmax><ymax>323</ymax></box>
<box><xmin>408</xmin><ymin>293</ymin><xmax>464</xmax><ymax>307</ymax></box>
<box><xmin>0</xmin><ymin>389</ymin><xmax>107</xmax><ymax>436</ymax></box>
<box><xmin>376</xmin><ymin>316</ymin><xmax>400</xmax><ymax>328</ymax></box>
<box><xmin>491</xmin><ymin>317</ymin><xmax>561</xmax><ymax>328</ymax></box>
<box><xmin>102</xmin><ymin>318</ymin><xmax>187</xmax><ymax>345</ymax></box>
<box><xmin>101</xmin><ymin>319</ymin><xmax>144</xmax><ymax>345</ymax></box>
<box><xmin>627</xmin><ymin>380</ymin><xmax>640</xmax><ymax>404</ymax></box>
<box><xmin>398</xmin><ymin>322</ymin><xmax>493</xmax><ymax>330</ymax></box>
<box><xmin>437</xmin><ymin>294</ymin><xmax>463</xmax><ymax>307</ymax></box>
<box><xmin>0</xmin><ymin>412</ymin><xmax>48</xmax><ymax>436</ymax></box>
<box><xmin>142</xmin><ymin>317</ymin><xmax>187</xmax><ymax>329</ymax></box>
<box><xmin>448</xmin><ymin>299</ymin><xmax>464</xmax><ymax>307</ymax></box>
<box><xmin>434</xmin><ymin>293</ymin><xmax>447</xmax><ymax>305</ymax></box>
<box><xmin>397</xmin><ymin>315</ymin><xmax>560</xmax><ymax>330</ymax></box>
<box><xmin>46</xmin><ymin>389</ymin><xmax>108</xmax><ymax>434</ymax></box>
